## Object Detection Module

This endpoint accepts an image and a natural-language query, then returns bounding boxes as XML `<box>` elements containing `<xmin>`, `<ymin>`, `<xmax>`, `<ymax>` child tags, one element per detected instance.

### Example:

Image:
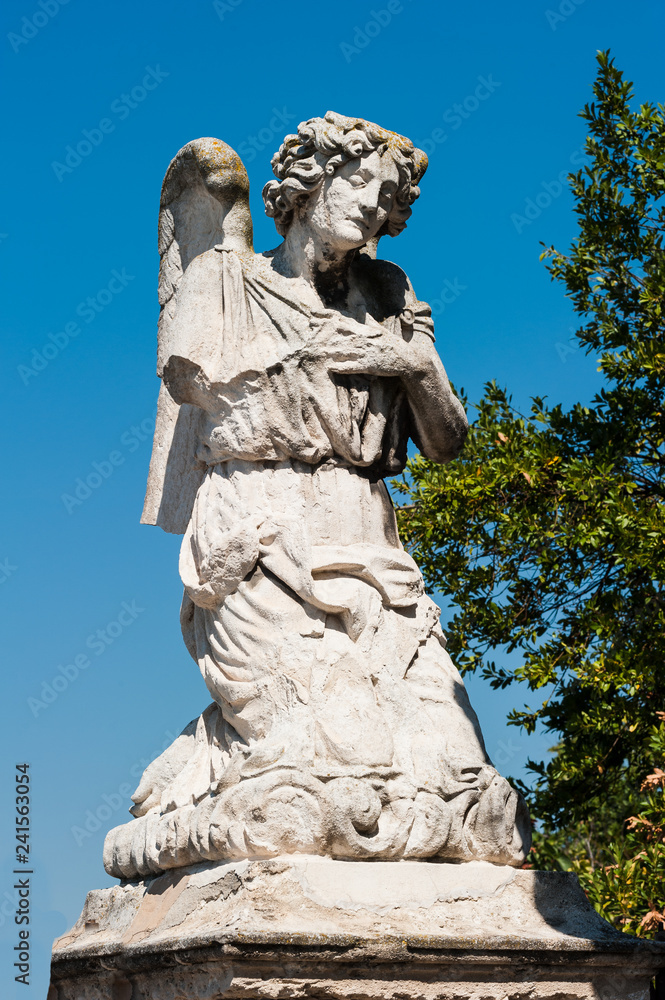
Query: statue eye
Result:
<box><xmin>349</xmin><ymin>174</ymin><xmax>368</xmax><ymax>188</ymax></box>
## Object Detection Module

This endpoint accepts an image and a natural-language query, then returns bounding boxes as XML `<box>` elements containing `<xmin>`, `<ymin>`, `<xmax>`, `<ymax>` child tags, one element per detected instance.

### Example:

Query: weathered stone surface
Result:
<box><xmin>50</xmin><ymin>858</ymin><xmax>665</xmax><ymax>999</ymax></box>
<box><xmin>103</xmin><ymin>112</ymin><xmax>531</xmax><ymax>879</ymax></box>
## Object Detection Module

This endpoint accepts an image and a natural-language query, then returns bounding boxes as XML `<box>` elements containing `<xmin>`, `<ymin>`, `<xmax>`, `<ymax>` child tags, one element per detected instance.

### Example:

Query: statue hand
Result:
<box><xmin>302</xmin><ymin>314</ymin><xmax>431</xmax><ymax>379</ymax></box>
<box><xmin>163</xmin><ymin>356</ymin><xmax>215</xmax><ymax>410</ymax></box>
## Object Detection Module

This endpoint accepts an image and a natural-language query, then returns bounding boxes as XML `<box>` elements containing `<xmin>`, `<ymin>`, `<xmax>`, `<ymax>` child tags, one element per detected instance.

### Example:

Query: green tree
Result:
<box><xmin>395</xmin><ymin>51</ymin><xmax>665</xmax><ymax>934</ymax></box>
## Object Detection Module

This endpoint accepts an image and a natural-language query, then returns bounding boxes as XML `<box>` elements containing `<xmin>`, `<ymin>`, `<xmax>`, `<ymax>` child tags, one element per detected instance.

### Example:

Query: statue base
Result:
<box><xmin>49</xmin><ymin>856</ymin><xmax>665</xmax><ymax>1000</ymax></box>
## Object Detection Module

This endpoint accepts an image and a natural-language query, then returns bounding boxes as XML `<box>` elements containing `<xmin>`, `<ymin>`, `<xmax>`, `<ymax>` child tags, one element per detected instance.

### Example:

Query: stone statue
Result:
<box><xmin>104</xmin><ymin>112</ymin><xmax>530</xmax><ymax>879</ymax></box>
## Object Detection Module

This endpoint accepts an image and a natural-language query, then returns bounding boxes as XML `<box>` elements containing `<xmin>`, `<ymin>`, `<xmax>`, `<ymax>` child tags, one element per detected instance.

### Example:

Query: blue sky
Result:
<box><xmin>1</xmin><ymin>0</ymin><xmax>664</xmax><ymax>995</ymax></box>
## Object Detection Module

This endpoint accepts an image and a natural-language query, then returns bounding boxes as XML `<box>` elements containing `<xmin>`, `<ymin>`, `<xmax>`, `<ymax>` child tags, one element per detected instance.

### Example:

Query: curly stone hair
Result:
<box><xmin>262</xmin><ymin>111</ymin><xmax>428</xmax><ymax>238</ymax></box>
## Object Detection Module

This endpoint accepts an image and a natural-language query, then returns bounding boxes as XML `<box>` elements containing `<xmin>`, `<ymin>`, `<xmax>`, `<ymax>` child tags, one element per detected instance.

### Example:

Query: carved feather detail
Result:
<box><xmin>143</xmin><ymin>138</ymin><xmax>254</xmax><ymax>532</ymax></box>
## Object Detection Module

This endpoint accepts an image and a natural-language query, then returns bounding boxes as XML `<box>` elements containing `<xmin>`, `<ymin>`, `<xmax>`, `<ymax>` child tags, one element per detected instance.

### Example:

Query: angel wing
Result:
<box><xmin>141</xmin><ymin>138</ymin><xmax>254</xmax><ymax>534</ymax></box>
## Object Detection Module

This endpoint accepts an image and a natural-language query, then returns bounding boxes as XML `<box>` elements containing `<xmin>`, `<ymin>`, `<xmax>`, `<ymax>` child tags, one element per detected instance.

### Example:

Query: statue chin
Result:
<box><xmin>319</xmin><ymin>220</ymin><xmax>375</xmax><ymax>251</ymax></box>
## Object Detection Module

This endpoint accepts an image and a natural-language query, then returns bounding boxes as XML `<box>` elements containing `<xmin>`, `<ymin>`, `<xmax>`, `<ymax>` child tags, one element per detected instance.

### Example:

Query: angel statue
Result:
<box><xmin>103</xmin><ymin>112</ymin><xmax>530</xmax><ymax>879</ymax></box>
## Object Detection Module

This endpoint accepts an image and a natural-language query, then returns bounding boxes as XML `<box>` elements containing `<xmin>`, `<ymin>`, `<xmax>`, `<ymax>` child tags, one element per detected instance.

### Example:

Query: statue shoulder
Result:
<box><xmin>355</xmin><ymin>254</ymin><xmax>412</xmax><ymax>301</ymax></box>
<box><xmin>355</xmin><ymin>253</ymin><xmax>436</xmax><ymax>342</ymax></box>
<box><xmin>354</xmin><ymin>253</ymin><xmax>432</xmax><ymax>333</ymax></box>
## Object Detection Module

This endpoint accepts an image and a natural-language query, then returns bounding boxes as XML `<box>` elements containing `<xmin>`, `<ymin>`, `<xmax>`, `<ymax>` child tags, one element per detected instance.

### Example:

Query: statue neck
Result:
<box><xmin>274</xmin><ymin>221</ymin><xmax>357</xmax><ymax>299</ymax></box>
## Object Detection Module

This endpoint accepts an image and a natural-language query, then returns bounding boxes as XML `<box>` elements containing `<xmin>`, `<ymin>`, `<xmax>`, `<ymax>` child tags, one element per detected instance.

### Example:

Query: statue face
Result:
<box><xmin>304</xmin><ymin>149</ymin><xmax>400</xmax><ymax>251</ymax></box>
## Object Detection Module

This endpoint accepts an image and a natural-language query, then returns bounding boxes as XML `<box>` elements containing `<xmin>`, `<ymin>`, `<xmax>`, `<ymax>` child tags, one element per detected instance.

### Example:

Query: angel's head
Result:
<box><xmin>262</xmin><ymin>111</ymin><xmax>427</xmax><ymax>250</ymax></box>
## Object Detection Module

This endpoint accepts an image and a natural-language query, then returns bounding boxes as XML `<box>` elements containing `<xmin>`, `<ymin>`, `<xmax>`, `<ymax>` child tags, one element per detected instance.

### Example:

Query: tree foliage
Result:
<box><xmin>528</xmin><ymin>719</ymin><xmax>664</xmax><ymax>935</ymax></box>
<box><xmin>395</xmin><ymin>51</ymin><xmax>665</xmax><ymax>934</ymax></box>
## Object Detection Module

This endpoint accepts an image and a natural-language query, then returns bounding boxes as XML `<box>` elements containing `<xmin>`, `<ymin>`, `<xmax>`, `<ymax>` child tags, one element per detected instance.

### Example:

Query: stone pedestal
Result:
<box><xmin>49</xmin><ymin>857</ymin><xmax>665</xmax><ymax>999</ymax></box>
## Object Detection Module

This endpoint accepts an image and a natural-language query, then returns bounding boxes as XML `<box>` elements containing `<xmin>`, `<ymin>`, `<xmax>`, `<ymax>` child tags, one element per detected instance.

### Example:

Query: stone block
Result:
<box><xmin>49</xmin><ymin>857</ymin><xmax>665</xmax><ymax>999</ymax></box>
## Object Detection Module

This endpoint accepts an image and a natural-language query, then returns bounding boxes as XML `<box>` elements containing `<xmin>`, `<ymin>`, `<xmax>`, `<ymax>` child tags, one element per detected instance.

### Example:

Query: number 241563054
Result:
<box><xmin>15</xmin><ymin>764</ymin><xmax>30</xmax><ymax>859</ymax></box>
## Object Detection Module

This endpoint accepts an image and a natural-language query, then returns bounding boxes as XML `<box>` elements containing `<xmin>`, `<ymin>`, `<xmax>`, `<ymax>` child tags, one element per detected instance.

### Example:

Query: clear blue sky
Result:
<box><xmin>1</xmin><ymin>0</ymin><xmax>664</xmax><ymax>995</ymax></box>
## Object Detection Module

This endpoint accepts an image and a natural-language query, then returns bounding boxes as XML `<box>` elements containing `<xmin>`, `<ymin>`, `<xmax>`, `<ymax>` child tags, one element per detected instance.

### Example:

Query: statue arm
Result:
<box><xmin>398</xmin><ymin>330</ymin><xmax>468</xmax><ymax>464</ymax></box>
<box><xmin>349</xmin><ymin>258</ymin><xmax>468</xmax><ymax>464</ymax></box>
<box><xmin>395</xmin><ymin>275</ymin><xmax>468</xmax><ymax>464</ymax></box>
<box><xmin>308</xmin><ymin>296</ymin><xmax>468</xmax><ymax>465</ymax></box>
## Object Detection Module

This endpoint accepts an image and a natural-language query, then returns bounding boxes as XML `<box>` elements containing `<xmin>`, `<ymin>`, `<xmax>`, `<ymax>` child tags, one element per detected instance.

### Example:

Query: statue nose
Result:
<box><xmin>358</xmin><ymin>180</ymin><xmax>383</xmax><ymax>215</ymax></box>
<box><xmin>357</xmin><ymin>192</ymin><xmax>377</xmax><ymax>217</ymax></box>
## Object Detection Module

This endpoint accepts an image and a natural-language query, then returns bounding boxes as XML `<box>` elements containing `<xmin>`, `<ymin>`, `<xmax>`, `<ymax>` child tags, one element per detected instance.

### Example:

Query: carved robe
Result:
<box><xmin>104</xmin><ymin>247</ymin><xmax>530</xmax><ymax>877</ymax></box>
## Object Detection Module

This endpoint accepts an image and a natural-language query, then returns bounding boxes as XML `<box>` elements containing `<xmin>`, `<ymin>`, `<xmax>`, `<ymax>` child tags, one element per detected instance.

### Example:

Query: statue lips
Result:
<box><xmin>351</xmin><ymin>215</ymin><xmax>373</xmax><ymax>233</ymax></box>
